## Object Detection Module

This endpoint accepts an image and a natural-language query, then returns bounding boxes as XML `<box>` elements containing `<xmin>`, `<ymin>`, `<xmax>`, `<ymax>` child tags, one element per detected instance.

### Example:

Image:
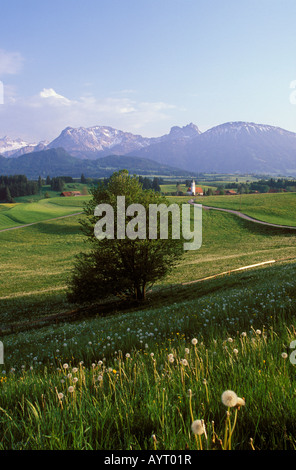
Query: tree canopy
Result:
<box><xmin>67</xmin><ymin>170</ymin><xmax>185</xmax><ymax>304</ymax></box>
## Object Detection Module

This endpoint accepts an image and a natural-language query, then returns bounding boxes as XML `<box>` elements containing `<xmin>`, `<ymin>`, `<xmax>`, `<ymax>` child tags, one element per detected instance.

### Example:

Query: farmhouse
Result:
<box><xmin>60</xmin><ymin>191</ymin><xmax>82</xmax><ymax>197</ymax></box>
<box><xmin>225</xmin><ymin>190</ymin><xmax>237</xmax><ymax>195</ymax></box>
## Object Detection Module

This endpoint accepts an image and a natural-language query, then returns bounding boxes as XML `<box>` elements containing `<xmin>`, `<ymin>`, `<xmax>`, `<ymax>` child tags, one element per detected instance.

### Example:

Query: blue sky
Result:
<box><xmin>0</xmin><ymin>0</ymin><xmax>296</xmax><ymax>142</ymax></box>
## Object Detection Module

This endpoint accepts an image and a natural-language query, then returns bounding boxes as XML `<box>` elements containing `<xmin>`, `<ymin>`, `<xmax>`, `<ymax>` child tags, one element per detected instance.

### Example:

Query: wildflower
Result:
<box><xmin>181</xmin><ymin>359</ymin><xmax>188</xmax><ymax>366</ymax></box>
<box><xmin>281</xmin><ymin>352</ymin><xmax>288</xmax><ymax>359</ymax></box>
<box><xmin>68</xmin><ymin>386</ymin><xmax>75</xmax><ymax>393</ymax></box>
<box><xmin>255</xmin><ymin>329</ymin><xmax>261</xmax><ymax>335</ymax></box>
<box><xmin>63</xmin><ymin>363</ymin><xmax>69</xmax><ymax>369</ymax></box>
<box><xmin>72</xmin><ymin>367</ymin><xmax>78</xmax><ymax>373</ymax></box>
<box><xmin>221</xmin><ymin>390</ymin><xmax>238</xmax><ymax>407</ymax></box>
<box><xmin>227</xmin><ymin>338</ymin><xmax>233</xmax><ymax>343</ymax></box>
<box><xmin>233</xmin><ymin>349</ymin><xmax>239</xmax><ymax>355</ymax></box>
<box><xmin>185</xmin><ymin>348</ymin><xmax>190</xmax><ymax>354</ymax></box>
<box><xmin>191</xmin><ymin>338</ymin><xmax>198</xmax><ymax>345</ymax></box>
<box><xmin>221</xmin><ymin>390</ymin><xmax>245</xmax><ymax>407</ymax></box>
<box><xmin>236</xmin><ymin>397</ymin><xmax>245</xmax><ymax>406</ymax></box>
<box><xmin>241</xmin><ymin>332</ymin><xmax>247</xmax><ymax>337</ymax></box>
<box><xmin>191</xmin><ymin>419</ymin><xmax>205</xmax><ymax>435</ymax></box>
<box><xmin>125</xmin><ymin>353</ymin><xmax>131</xmax><ymax>358</ymax></box>
<box><xmin>72</xmin><ymin>377</ymin><xmax>78</xmax><ymax>383</ymax></box>
<box><xmin>58</xmin><ymin>392</ymin><xmax>64</xmax><ymax>400</ymax></box>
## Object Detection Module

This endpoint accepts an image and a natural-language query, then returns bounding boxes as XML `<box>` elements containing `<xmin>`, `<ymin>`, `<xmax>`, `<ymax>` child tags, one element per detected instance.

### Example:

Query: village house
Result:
<box><xmin>225</xmin><ymin>189</ymin><xmax>237</xmax><ymax>195</ymax></box>
<box><xmin>60</xmin><ymin>191</ymin><xmax>82</xmax><ymax>197</ymax></box>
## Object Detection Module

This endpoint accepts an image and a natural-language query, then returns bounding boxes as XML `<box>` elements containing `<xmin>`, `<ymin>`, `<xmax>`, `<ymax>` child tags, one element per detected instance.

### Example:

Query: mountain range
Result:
<box><xmin>0</xmin><ymin>148</ymin><xmax>191</xmax><ymax>179</ymax></box>
<box><xmin>1</xmin><ymin>121</ymin><xmax>296</xmax><ymax>177</ymax></box>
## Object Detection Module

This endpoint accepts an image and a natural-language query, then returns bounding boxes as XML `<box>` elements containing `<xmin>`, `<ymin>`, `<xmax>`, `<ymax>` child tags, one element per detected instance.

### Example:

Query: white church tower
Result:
<box><xmin>191</xmin><ymin>180</ymin><xmax>196</xmax><ymax>195</ymax></box>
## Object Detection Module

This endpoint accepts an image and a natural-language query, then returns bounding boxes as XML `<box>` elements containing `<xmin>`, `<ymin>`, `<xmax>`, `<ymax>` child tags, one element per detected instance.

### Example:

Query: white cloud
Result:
<box><xmin>39</xmin><ymin>88</ymin><xmax>72</xmax><ymax>106</ymax></box>
<box><xmin>0</xmin><ymin>87</ymin><xmax>179</xmax><ymax>141</ymax></box>
<box><xmin>0</xmin><ymin>49</ymin><xmax>24</xmax><ymax>76</ymax></box>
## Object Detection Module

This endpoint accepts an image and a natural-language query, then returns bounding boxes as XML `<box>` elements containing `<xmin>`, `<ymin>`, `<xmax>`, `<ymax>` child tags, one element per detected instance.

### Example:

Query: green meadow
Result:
<box><xmin>201</xmin><ymin>192</ymin><xmax>296</xmax><ymax>227</ymax></box>
<box><xmin>0</xmin><ymin>196</ymin><xmax>89</xmax><ymax>230</ymax></box>
<box><xmin>0</xmin><ymin>191</ymin><xmax>296</xmax><ymax>450</ymax></box>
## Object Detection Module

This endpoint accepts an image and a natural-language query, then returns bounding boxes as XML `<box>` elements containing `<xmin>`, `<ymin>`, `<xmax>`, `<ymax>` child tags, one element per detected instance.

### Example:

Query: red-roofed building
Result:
<box><xmin>60</xmin><ymin>191</ymin><xmax>82</xmax><ymax>197</ymax></box>
<box><xmin>186</xmin><ymin>180</ymin><xmax>203</xmax><ymax>196</ymax></box>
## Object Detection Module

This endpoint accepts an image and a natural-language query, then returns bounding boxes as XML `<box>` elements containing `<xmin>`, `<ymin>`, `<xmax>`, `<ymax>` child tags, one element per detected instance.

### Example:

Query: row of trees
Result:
<box><xmin>0</xmin><ymin>175</ymin><xmax>40</xmax><ymax>202</ymax></box>
<box><xmin>224</xmin><ymin>178</ymin><xmax>296</xmax><ymax>194</ymax></box>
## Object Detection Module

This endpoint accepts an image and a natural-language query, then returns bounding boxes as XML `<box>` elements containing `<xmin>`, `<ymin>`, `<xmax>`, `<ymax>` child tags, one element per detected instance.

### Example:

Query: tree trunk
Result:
<box><xmin>135</xmin><ymin>284</ymin><xmax>146</xmax><ymax>301</ymax></box>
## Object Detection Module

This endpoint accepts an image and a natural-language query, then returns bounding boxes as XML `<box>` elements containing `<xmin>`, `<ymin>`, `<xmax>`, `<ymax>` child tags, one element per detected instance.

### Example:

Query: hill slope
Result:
<box><xmin>0</xmin><ymin>148</ymin><xmax>191</xmax><ymax>178</ymax></box>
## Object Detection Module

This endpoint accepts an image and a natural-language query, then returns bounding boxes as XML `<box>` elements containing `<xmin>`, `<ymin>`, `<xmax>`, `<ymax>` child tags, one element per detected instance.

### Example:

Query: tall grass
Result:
<box><xmin>1</xmin><ymin>262</ymin><xmax>296</xmax><ymax>450</ymax></box>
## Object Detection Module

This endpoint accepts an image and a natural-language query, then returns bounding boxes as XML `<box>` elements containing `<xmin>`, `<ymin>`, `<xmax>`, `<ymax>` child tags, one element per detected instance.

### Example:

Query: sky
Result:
<box><xmin>0</xmin><ymin>0</ymin><xmax>296</xmax><ymax>142</ymax></box>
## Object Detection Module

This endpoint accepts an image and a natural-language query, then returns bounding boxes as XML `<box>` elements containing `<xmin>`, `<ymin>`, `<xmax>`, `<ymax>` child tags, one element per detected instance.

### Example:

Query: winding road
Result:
<box><xmin>189</xmin><ymin>201</ymin><xmax>296</xmax><ymax>230</ymax></box>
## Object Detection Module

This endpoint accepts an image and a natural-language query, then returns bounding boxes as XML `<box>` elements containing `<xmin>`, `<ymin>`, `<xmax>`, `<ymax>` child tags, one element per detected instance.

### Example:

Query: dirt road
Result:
<box><xmin>198</xmin><ymin>203</ymin><xmax>296</xmax><ymax>230</ymax></box>
<box><xmin>0</xmin><ymin>212</ymin><xmax>83</xmax><ymax>233</ymax></box>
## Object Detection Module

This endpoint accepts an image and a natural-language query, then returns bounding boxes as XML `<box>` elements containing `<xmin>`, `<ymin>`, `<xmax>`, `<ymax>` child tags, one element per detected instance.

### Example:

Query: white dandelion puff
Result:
<box><xmin>221</xmin><ymin>390</ymin><xmax>238</xmax><ymax>407</ymax></box>
<box><xmin>191</xmin><ymin>419</ymin><xmax>205</xmax><ymax>435</ymax></box>
<box><xmin>221</xmin><ymin>390</ymin><xmax>245</xmax><ymax>407</ymax></box>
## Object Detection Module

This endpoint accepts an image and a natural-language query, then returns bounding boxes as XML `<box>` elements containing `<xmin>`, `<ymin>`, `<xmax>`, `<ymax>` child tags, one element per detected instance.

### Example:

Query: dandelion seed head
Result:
<box><xmin>236</xmin><ymin>397</ymin><xmax>245</xmax><ymax>406</ymax></box>
<box><xmin>191</xmin><ymin>419</ymin><xmax>205</xmax><ymax>435</ymax></box>
<box><xmin>221</xmin><ymin>390</ymin><xmax>238</xmax><ymax>407</ymax></box>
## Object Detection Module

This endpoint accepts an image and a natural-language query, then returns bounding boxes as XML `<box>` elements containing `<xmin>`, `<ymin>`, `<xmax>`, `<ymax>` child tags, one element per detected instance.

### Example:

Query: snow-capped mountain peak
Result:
<box><xmin>0</xmin><ymin>136</ymin><xmax>36</xmax><ymax>155</ymax></box>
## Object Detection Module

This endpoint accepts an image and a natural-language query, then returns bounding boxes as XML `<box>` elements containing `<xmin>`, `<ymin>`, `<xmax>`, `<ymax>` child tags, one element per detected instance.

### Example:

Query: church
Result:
<box><xmin>186</xmin><ymin>180</ymin><xmax>203</xmax><ymax>196</ymax></box>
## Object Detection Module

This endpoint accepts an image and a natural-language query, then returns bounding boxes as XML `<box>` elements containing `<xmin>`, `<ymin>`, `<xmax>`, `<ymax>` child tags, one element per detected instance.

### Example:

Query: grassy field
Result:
<box><xmin>160</xmin><ymin>183</ymin><xmax>216</xmax><ymax>194</ymax></box>
<box><xmin>1</xmin><ymin>201</ymin><xmax>296</xmax><ymax>326</ymax></box>
<box><xmin>0</xmin><ymin>191</ymin><xmax>296</xmax><ymax>450</ymax></box>
<box><xmin>0</xmin><ymin>261</ymin><xmax>296</xmax><ymax>450</ymax></box>
<box><xmin>0</xmin><ymin>195</ymin><xmax>89</xmax><ymax>230</ymax></box>
<box><xmin>200</xmin><ymin>192</ymin><xmax>296</xmax><ymax>227</ymax></box>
